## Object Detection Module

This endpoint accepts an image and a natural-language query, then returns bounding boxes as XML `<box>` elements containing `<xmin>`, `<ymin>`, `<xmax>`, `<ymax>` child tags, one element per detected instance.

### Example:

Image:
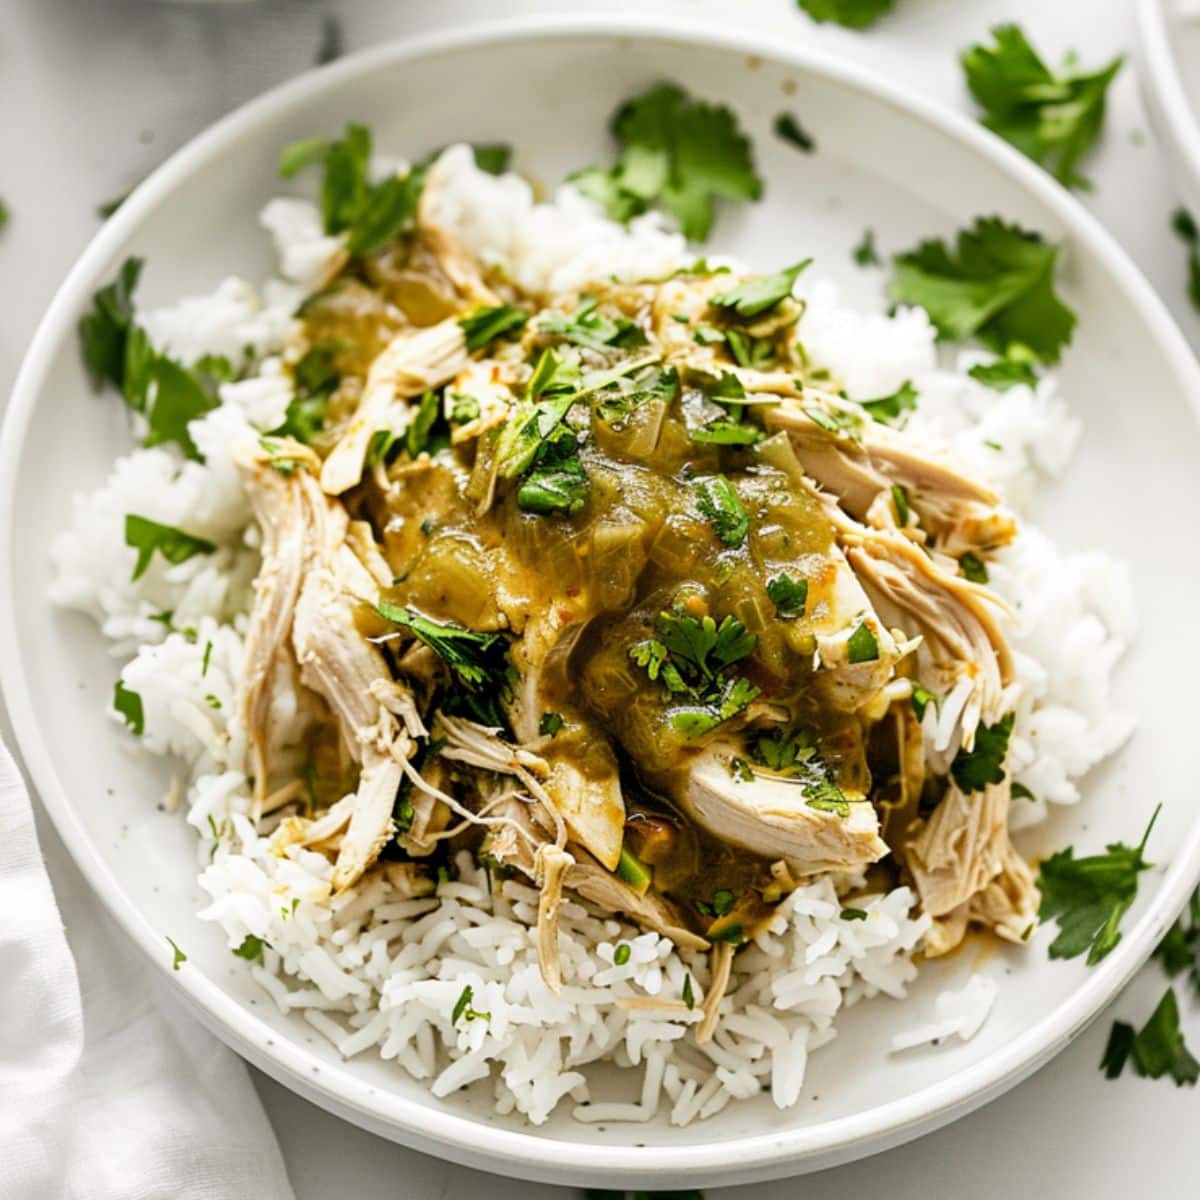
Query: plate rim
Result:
<box><xmin>1135</xmin><ymin>0</ymin><xmax>1200</xmax><ymax>212</ymax></box>
<box><xmin>3</xmin><ymin>10</ymin><xmax>1199</xmax><ymax>1186</ymax></box>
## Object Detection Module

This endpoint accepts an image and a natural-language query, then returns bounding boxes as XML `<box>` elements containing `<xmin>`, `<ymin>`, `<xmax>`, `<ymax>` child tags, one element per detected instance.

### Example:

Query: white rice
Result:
<box><xmin>49</xmin><ymin>145</ymin><xmax>1135</xmax><ymax>1126</ymax></box>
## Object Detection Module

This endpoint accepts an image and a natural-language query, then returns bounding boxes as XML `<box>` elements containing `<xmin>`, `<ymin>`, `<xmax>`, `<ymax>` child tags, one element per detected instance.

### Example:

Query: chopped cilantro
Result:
<box><xmin>1038</xmin><ymin>805</ymin><xmax>1159</xmax><ymax>965</ymax></box>
<box><xmin>891</xmin><ymin>483</ymin><xmax>911</xmax><ymax>526</ymax></box>
<box><xmin>79</xmin><ymin>256</ymin><xmax>143</xmax><ymax>390</ymax></box>
<box><xmin>724</xmin><ymin>327</ymin><xmax>777</xmax><ymax>370</ymax></box>
<box><xmin>459</xmin><ymin>304</ymin><xmax>530</xmax><ymax>352</ymax></box>
<box><xmin>959</xmin><ymin>551</ymin><xmax>989</xmax><ymax>583</ymax></box>
<box><xmin>910</xmin><ymin>684</ymin><xmax>935</xmax><ymax>721</ymax></box>
<box><xmin>950</xmin><ymin>712</ymin><xmax>1014</xmax><ymax>792</ymax></box>
<box><xmin>766</xmin><ymin>572</ymin><xmax>808</xmax><ymax>619</ymax></box>
<box><xmin>1153</xmin><ymin>888</ymin><xmax>1200</xmax><ymax>989</ymax></box>
<box><xmin>968</xmin><ymin>357</ymin><xmax>1039</xmax><ymax>391</ymax></box>
<box><xmin>374</xmin><ymin>602</ymin><xmax>512</xmax><ymax>726</ymax></box>
<box><xmin>682</xmin><ymin>975</ymin><xmax>696</xmax><ymax>1009</ymax></box>
<box><xmin>451</xmin><ymin>983</ymin><xmax>490</xmax><ymax>1024</ymax></box>
<box><xmin>890</xmin><ymin>217</ymin><xmax>1076</xmax><ymax>364</ymax></box>
<box><xmin>710</xmin><ymin>923</ymin><xmax>745</xmax><ymax>945</ymax></box>
<box><xmin>404</xmin><ymin>389</ymin><xmax>448</xmax><ymax>459</ymax></box>
<box><xmin>773</xmin><ymin>113</ymin><xmax>816</xmax><ymax>154</ymax></box>
<box><xmin>539</xmin><ymin>711</ymin><xmax>565</xmax><ymax>738</ymax></box>
<box><xmin>962</xmin><ymin>26</ymin><xmax>1123</xmax><ymax>190</ymax></box>
<box><xmin>233</xmin><ymin>935</ymin><xmax>266</xmax><ymax>962</ymax></box>
<box><xmin>613</xmin><ymin>942</ymin><xmax>632</xmax><ymax>966</ymax></box>
<box><xmin>694</xmin><ymin>475</ymin><xmax>750</xmax><ymax>546</ymax></box>
<box><xmin>853</xmin><ymin>228</ymin><xmax>880</xmax><ymax>267</ymax></box>
<box><xmin>846</xmin><ymin>621</ymin><xmax>879</xmax><ymax>664</ymax></box>
<box><xmin>279</xmin><ymin>122</ymin><xmax>423</xmax><ymax>255</ymax></box>
<box><xmin>710</xmin><ymin>261</ymin><xmax>810</xmax><ymax>319</ymax></box>
<box><xmin>274</xmin><ymin>338</ymin><xmax>342</xmax><ymax>442</ymax></box>
<box><xmin>1011</xmin><ymin>781</ymin><xmax>1036</xmax><ymax>802</ymax></box>
<box><xmin>841</xmin><ymin>908</ymin><xmax>869</xmax><ymax>921</ymax></box>
<box><xmin>113</xmin><ymin>680</ymin><xmax>144</xmax><ymax>736</ymax></box>
<box><xmin>712</xmin><ymin>889</ymin><xmax>736</xmax><ymax>917</ymax></box>
<box><xmin>124</xmin><ymin>514</ymin><xmax>216</xmax><ymax>582</ymax></box>
<box><xmin>569</xmin><ymin>83</ymin><xmax>763</xmax><ymax>242</ymax></box>
<box><xmin>797</xmin><ymin>0</ymin><xmax>895</xmax><ymax>28</ymax></box>
<box><xmin>516</xmin><ymin>427</ymin><xmax>590</xmax><ymax>517</ymax></box>
<box><xmin>538</xmin><ymin>295</ymin><xmax>646</xmax><ymax>352</ymax></box>
<box><xmin>751</xmin><ymin>726</ymin><xmax>817</xmax><ymax>773</ymax></box>
<box><xmin>495</xmin><ymin>348</ymin><xmax>580</xmax><ymax>479</ymax></box>
<box><xmin>858</xmin><ymin>380</ymin><xmax>917</xmax><ymax>426</ymax></box>
<box><xmin>730</xmin><ymin>756</ymin><xmax>755</xmax><ymax>783</ymax></box>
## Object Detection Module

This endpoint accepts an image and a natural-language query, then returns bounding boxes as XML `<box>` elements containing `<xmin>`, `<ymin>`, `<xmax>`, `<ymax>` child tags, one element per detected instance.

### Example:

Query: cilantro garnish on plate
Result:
<box><xmin>569</xmin><ymin>83</ymin><xmax>763</xmax><ymax>242</ymax></box>
<box><xmin>796</xmin><ymin>0</ymin><xmax>895</xmax><ymax>29</ymax></box>
<box><xmin>890</xmin><ymin>218</ymin><xmax>1076</xmax><ymax>364</ymax></box>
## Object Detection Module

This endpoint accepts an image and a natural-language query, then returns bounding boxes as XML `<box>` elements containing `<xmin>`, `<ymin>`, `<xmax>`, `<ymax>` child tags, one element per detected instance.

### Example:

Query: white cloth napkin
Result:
<box><xmin>0</xmin><ymin>739</ymin><xmax>296</xmax><ymax>1200</ymax></box>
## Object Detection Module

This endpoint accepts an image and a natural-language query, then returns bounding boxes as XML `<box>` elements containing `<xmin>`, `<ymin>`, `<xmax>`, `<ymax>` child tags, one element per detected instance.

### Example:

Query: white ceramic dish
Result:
<box><xmin>1137</xmin><ymin>0</ymin><xmax>1200</xmax><ymax>213</ymax></box>
<box><xmin>4</xmin><ymin>14</ymin><xmax>1200</xmax><ymax>1190</ymax></box>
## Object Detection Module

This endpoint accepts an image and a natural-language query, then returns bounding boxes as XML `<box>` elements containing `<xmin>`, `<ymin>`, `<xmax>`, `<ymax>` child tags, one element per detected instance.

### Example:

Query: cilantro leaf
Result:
<box><xmin>374</xmin><ymin>602</ymin><xmax>513</xmax><ymax>725</ymax></box>
<box><xmin>460</xmin><ymin>304</ymin><xmax>530</xmax><ymax>352</ymax></box>
<box><xmin>846</xmin><ymin>621</ymin><xmax>879</xmax><ymax>664</ymax></box>
<box><xmin>853</xmin><ymin>228</ymin><xmax>880</xmax><ymax>267</ymax></box>
<box><xmin>1101</xmin><ymin>1020</ymin><xmax>1135</xmax><ymax>1079</ymax></box>
<box><xmin>968</xmin><ymin>357</ymin><xmax>1039</xmax><ymax>391</ymax></box>
<box><xmin>570</xmin><ymin>83</ymin><xmax>762</xmax><ymax>242</ymax></box>
<box><xmin>79</xmin><ymin>257</ymin><xmax>143</xmax><ymax>390</ymax></box>
<box><xmin>962</xmin><ymin>26</ymin><xmax>1123</xmax><ymax>190</ymax></box>
<box><xmin>911</xmin><ymin>684</ymin><xmax>935</xmax><ymax>721</ymax></box>
<box><xmin>689</xmin><ymin>416</ymin><xmax>763</xmax><ymax>446</ymax></box>
<box><xmin>113</xmin><ymin>680</ymin><xmax>144</xmax><ymax>736</ymax></box>
<box><xmin>694</xmin><ymin>475</ymin><xmax>749</xmax><ymax>547</ymax></box>
<box><xmin>516</xmin><ymin>428</ymin><xmax>590</xmax><ymax>517</ymax></box>
<box><xmin>280</xmin><ymin>122</ymin><xmax>422</xmax><ymax>255</ymax></box>
<box><xmin>538</xmin><ymin>296</ymin><xmax>646</xmax><ymax>352</ymax></box>
<box><xmin>711</xmin><ymin>261</ymin><xmax>810</xmax><ymax>319</ymax></box>
<box><xmin>1124</xmin><ymin>989</ymin><xmax>1200</xmax><ymax>1086</ymax></box>
<box><xmin>274</xmin><ymin>339</ymin><xmax>341</xmax><ymax>442</ymax></box>
<box><xmin>124</xmin><ymin>514</ymin><xmax>216</xmax><ymax>582</ymax></box>
<box><xmin>539</xmin><ymin>711</ymin><xmax>564</xmax><ymax>737</ymax></box>
<box><xmin>774</xmin><ymin>113</ymin><xmax>815</xmax><ymax>154</ymax></box>
<box><xmin>766</xmin><ymin>572</ymin><xmax>808</xmax><ymax>618</ymax></box>
<box><xmin>797</xmin><ymin>0</ymin><xmax>895</xmax><ymax>29</ymax></box>
<box><xmin>166</xmin><ymin>937</ymin><xmax>187</xmax><ymax>971</ymax></box>
<box><xmin>233</xmin><ymin>935</ymin><xmax>266</xmax><ymax>962</ymax></box>
<box><xmin>1170</xmin><ymin>208</ymin><xmax>1200</xmax><ymax>314</ymax></box>
<box><xmin>890</xmin><ymin>217</ymin><xmax>1076</xmax><ymax>363</ymax></box>
<box><xmin>858</xmin><ymin>380</ymin><xmax>917</xmax><ymax>426</ymax></box>
<box><xmin>1038</xmin><ymin>806</ymin><xmax>1158</xmax><ymax>965</ymax></box>
<box><xmin>669</xmin><ymin>675</ymin><xmax>760</xmax><ymax>739</ymax></box>
<box><xmin>959</xmin><ymin>551</ymin><xmax>989</xmax><ymax>583</ymax></box>
<box><xmin>950</xmin><ymin>712</ymin><xmax>1014</xmax><ymax>792</ymax></box>
<box><xmin>140</xmin><ymin>354</ymin><xmax>220</xmax><ymax>459</ymax></box>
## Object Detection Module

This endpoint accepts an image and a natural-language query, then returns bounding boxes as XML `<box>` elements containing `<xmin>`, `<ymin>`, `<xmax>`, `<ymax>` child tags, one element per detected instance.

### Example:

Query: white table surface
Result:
<box><xmin>2</xmin><ymin>0</ymin><xmax>1199</xmax><ymax>1196</ymax></box>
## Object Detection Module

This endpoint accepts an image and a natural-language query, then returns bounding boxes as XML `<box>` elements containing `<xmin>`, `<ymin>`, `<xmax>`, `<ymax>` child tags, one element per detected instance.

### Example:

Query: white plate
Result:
<box><xmin>3</xmin><ymin>13</ymin><xmax>1200</xmax><ymax>1190</ymax></box>
<box><xmin>1137</xmin><ymin>0</ymin><xmax>1200</xmax><ymax>212</ymax></box>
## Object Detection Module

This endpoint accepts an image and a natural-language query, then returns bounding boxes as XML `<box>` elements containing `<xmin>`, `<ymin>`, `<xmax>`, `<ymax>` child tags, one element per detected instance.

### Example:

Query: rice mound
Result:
<box><xmin>48</xmin><ymin>145</ymin><xmax>1135</xmax><ymax>1126</ymax></box>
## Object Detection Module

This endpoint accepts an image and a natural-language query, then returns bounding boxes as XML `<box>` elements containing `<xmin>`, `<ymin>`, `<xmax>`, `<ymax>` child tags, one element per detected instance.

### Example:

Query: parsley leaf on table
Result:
<box><xmin>1102</xmin><ymin>988</ymin><xmax>1199</xmax><ymax>1087</ymax></box>
<box><xmin>962</xmin><ymin>25</ymin><xmax>1122</xmax><ymax>191</ymax></box>
<box><xmin>570</xmin><ymin>83</ymin><xmax>762</xmax><ymax>242</ymax></box>
<box><xmin>79</xmin><ymin>256</ymin><xmax>143</xmax><ymax>391</ymax></box>
<box><xmin>890</xmin><ymin>217</ymin><xmax>1076</xmax><ymax>364</ymax></box>
<box><xmin>1038</xmin><ymin>805</ymin><xmax>1159</xmax><ymax>965</ymax></box>
<box><xmin>796</xmin><ymin>0</ymin><xmax>895</xmax><ymax>29</ymax></box>
<box><xmin>1153</xmin><ymin>887</ymin><xmax>1200</xmax><ymax>993</ymax></box>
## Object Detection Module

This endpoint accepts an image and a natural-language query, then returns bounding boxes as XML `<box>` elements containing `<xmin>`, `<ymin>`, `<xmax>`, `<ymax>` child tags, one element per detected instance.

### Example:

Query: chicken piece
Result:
<box><xmin>234</xmin><ymin>438</ymin><xmax>315</xmax><ymax>813</ymax></box>
<box><xmin>681</xmin><ymin>744</ymin><xmax>890</xmax><ymax>875</ymax></box>
<box><xmin>416</xmin><ymin>155</ymin><xmax>501</xmax><ymax>308</ymax></box>
<box><xmin>508</xmin><ymin>612</ymin><xmax>626</xmax><ymax>872</ymax></box>
<box><xmin>763</xmin><ymin>398</ymin><xmax>1017</xmax><ymax>553</ymax></box>
<box><xmin>320</xmin><ymin>318</ymin><xmax>469</xmax><ymax>495</ymax></box>
<box><xmin>968</xmin><ymin>839</ymin><xmax>1038</xmax><ymax>945</ymax></box>
<box><xmin>906</xmin><ymin>778</ymin><xmax>1011</xmax><ymax>927</ymax></box>
<box><xmin>838</xmin><ymin>520</ymin><xmax>1012</xmax><ymax>750</ymax></box>
<box><xmin>290</xmin><ymin>474</ymin><xmax>414</xmax><ymax>889</ymax></box>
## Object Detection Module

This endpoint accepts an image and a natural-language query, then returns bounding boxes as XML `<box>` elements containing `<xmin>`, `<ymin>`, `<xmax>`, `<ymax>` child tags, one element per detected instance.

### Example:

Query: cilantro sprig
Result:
<box><xmin>374</xmin><ymin>602</ymin><xmax>513</xmax><ymax>726</ymax></box>
<box><xmin>962</xmin><ymin>26</ymin><xmax>1123</xmax><ymax>191</ymax></box>
<box><xmin>124</xmin><ymin>514</ymin><xmax>216</xmax><ymax>582</ymax></box>
<box><xmin>628</xmin><ymin>608</ymin><xmax>760</xmax><ymax>739</ymax></box>
<box><xmin>1038</xmin><ymin>805</ymin><xmax>1159</xmax><ymax>965</ymax></box>
<box><xmin>890</xmin><ymin>217</ymin><xmax>1076</xmax><ymax>364</ymax></box>
<box><xmin>694</xmin><ymin>475</ymin><xmax>750</xmax><ymax>547</ymax></box>
<box><xmin>570</xmin><ymin>83</ymin><xmax>763</xmax><ymax>242</ymax></box>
